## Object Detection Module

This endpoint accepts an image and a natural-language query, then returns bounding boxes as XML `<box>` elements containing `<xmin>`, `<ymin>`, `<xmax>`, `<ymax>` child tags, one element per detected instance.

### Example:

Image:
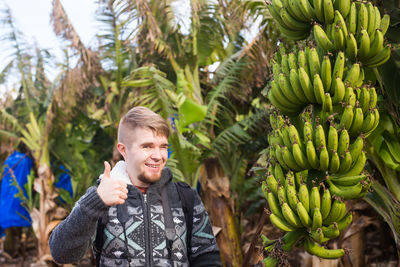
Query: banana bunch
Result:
<box><xmin>269</xmin><ymin>112</ymin><xmax>372</xmax><ymax>176</ymax></box>
<box><xmin>267</xmin><ymin>0</ymin><xmax>353</xmax><ymax>41</ymax></box>
<box><xmin>267</xmin><ymin>48</ymin><xmax>368</xmax><ymax>116</ymax></box>
<box><xmin>267</xmin><ymin>0</ymin><xmax>313</xmax><ymax>40</ymax></box>
<box><xmin>331</xmin><ymin>85</ymin><xmax>380</xmax><ymax>137</ymax></box>
<box><xmin>261</xmin><ymin>169</ymin><xmax>354</xmax><ymax>258</ymax></box>
<box><xmin>314</xmin><ymin>2</ymin><xmax>391</xmax><ymax>67</ymax></box>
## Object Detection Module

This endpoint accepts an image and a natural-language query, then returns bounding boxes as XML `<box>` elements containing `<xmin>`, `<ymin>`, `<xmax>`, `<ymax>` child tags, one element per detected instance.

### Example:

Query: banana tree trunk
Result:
<box><xmin>199</xmin><ymin>158</ymin><xmax>243</xmax><ymax>267</ymax></box>
<box><xmin>32</xmin><ymin>163</ymin><xmax>58</xmax><ymax>262</ymax></box>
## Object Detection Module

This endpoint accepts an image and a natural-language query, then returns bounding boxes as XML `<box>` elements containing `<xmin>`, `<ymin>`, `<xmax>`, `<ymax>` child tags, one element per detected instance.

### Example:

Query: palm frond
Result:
<box><xmin>211</xmin><ymin>108</ymin><xmax>269</xmax><ymax>156</ymax></box>
<box><xmin>0</xmin><ymin>108</ymin><xmax>23</xmax><ymax>133</ymax></box>
<box><xmin>206</xmin><ymin>55</ymin><xmax>246</xmax><ymax>122</ymax></box>
<box><xmin>124</xmin><ymin>66</ymin><xmax>176</xmax><ymax>119</ymax></box>
<box><xmin>0</xmin><ymin>60</ymin><xmax>14</xmax><ymax>84</ymax></box>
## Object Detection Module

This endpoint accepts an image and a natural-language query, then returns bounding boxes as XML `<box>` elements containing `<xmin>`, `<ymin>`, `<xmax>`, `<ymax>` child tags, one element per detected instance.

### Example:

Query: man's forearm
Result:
<box><xmin>49</xmin><ymin>186</ymin><xmax>108</xmax><ymax>264</ymax></box>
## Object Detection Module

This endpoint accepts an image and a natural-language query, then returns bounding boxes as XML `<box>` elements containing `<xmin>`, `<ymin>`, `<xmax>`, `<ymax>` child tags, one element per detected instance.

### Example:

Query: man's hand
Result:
<box><xmin>97</xmin><ymin>161</ymin><xmax>128</xmax><ymax>206</ymax></box>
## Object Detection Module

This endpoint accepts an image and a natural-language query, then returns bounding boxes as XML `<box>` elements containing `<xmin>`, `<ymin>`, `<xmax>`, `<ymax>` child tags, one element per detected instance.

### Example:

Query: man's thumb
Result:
<box><xmin>103</xmin><ymin>161</ymin><xmax>111</xmax><ymax>179</ymax></box>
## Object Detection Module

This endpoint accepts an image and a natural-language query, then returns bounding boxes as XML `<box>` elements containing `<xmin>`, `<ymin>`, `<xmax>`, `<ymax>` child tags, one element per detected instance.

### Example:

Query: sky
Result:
<box><xmin>0</xmin><ymin>0</ymin><xmax>259</xmax><ymax>97</ymax></box>
<box><xmin>0</xmin><ymin>0</ymin><xmax>98</xmax><ymax>96</ymax></box>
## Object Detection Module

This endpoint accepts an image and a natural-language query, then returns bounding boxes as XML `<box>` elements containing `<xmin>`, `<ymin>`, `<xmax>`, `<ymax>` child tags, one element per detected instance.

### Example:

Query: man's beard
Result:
<box><xmin>137</xmin><ymin>171</ymin><xmax>162</xmax><ymax>185</ymax></box>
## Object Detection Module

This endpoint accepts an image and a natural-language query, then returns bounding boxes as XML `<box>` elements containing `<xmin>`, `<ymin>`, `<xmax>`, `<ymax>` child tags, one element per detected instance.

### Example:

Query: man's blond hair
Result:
<box><xmin>118</xmin><ymin>106</ymin><xmax>169</xmax><ymax>145</ymax></box>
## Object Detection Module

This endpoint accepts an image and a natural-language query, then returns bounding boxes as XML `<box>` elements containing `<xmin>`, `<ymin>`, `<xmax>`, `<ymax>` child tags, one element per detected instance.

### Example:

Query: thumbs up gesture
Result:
<box><xmin>97</xmin><ymin>161</ymin><xmax>128</xmax><ymax>206</ymax></box>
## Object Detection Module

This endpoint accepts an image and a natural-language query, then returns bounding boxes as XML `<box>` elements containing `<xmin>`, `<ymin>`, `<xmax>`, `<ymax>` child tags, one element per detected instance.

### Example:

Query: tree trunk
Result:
<box><xmin>32</xmin><ymin>163</ymin><xmax>58</xmax><ymax>263</ymax></box>
<box><xmin>199</xmin><ymin>158</ymin><xmax>243</xmax><ymax>267</ymax></box>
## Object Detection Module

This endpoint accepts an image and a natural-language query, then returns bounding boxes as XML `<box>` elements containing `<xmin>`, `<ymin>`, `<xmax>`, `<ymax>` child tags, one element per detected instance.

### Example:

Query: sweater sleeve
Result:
<box><xmin>189</xmin><ymin>190</ymin><xmax>222</xmax><ymax>267</ymax></box>
<box><xmin>49</xmin><ymin>186</ymin><xmax>109</xmax><ymax>264</ymax></box>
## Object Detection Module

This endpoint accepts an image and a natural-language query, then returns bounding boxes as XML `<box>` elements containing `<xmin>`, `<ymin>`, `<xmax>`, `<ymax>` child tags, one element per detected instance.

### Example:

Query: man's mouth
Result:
<box><xmin>145</xmin><ymin>163</ymin><xmax>160</xmax><ymax>168</ymax></box>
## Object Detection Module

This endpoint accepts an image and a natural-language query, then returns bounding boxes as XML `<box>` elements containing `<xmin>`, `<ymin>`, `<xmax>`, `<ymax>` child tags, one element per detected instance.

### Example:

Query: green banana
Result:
<box><xmin>337</xmin><ymin>128</ymin><xmax>350</xmax><ymax>156</ymax></box>
<box><xmin>315</xmin><ymin>124</ymin><xmax>327</xmax><ymax>149</ymax></box>
<box><xmin>322</xmin><ymin>93</ymin><xmax>333</xmax><ymax>113</ymax></box>
<box><xmin>297</xmin><ymin>201</ymin><xmax>312</xmax><ymax>227</ymax></box>
<box><xmin>338</xmin><ymin>150</ymin><xmax>353</xmax><ymax>174</ymax></box>
<box><xmin>270</xmin><ymin>213</ymin><xmax>297</xmax><ymax>231</ymax></box>
<box><xmin>332</xmin><ymin>51</ymin><xmax>345</xmax><ymax>80</ymax></box>
<box><xmin>344</xmin><ymin>63</ymin><xmax>360</xmax><ymax>87</ymax></box>
<box><xmin>306</xmin><ymin>140</ymin><xmax>320</xmax><ymax>169</ymax></box>
<box><xmin>338</xmin><ymin>150</ymin><xmax>366</xmax><ymax>177</ymax></box>
<box><xmin>380</xmin><ymin>14</ymin><xmax>390</xmax><ymax>36</ymax></box>
<box><xmin>303</xmin><ymin>237</ymin><xmax>345</xmax><ymax>259</ymax></box>
<box><xmin>326</xmin><ymin>179</ymin><xmax>363</xmax><ymax>200</ymax></box>
<box><xmin>321</xmin><ymin>55</ymin><xmax>332</xmax><ymax>92</ymax></box>
<box><xmin>298</xmin><ymin>0</ymin><xmax>316</xmax><ymax>21</ymax></box>
<box><xmin>339</xmin><ymin>105</ymin><xmax>354</xmax><ymax>130</ymax></box>
<box><xmin>282</xmin><ymin>202</ymin><xmax>303</xmax><ymax>228</ymax></box>
<box><xmin>349</xmin><ymin>135</ymin><xmax>364</xmax><ymax>162</ymax></box>
<box><xmin>331</xmin><ymin>78</ymin><xmax>345</xmax><ymax>104</ymax></box>
<box><xmin>292</xmin><ymin>143</ymin><xmax>311</xmax><ymax>170</ymax></box>
<box><xmin>313</xmin><ymin>74</ymin><xmax>325</xmax><ymax>104</ymax></box>
<box><xmin>333</xmin><ymin>23</ymin><xmax>345</xmax><ymax>51</ymax></box>
<box><xmin>298</xmin><ymin>50</ymin><xmax>310</xmax><ymax>78</ymax></box>
<box><xmin>290</xmin><ymin>69</ymin><xmax>309</xmax><ymax>103</ymax></box>
<box><xmin>358</xmin><ymin>29</ymin><xmax>371</xmax><ymax>60</ymax></box>
<box><xmin>335</xmin><ymin>0</ymin><xmax>350</xmax><ymax>18</ymax></box>
<box><xmin>322</xmin><ymin>222</ymin><xmax>340</xmax><ymax>238</ymax></box>
<box><xmin>356</xmin><ymin>2</ymin><xmax>368</xmax><ymax>36</ymax></box>
<box><xmin>288</xmin><ymin>125</ymin><xmax>303</xmax><ymax>148</ymax></box>
<box><xmin>368</xmin><ymin>29</ymin><xmax>383</xmax><ymax>59</ymax></box>
<box><xmin>364</xmin><ymin>45</ymin><xmax>391</xmax><ymax>68</ymax></box>
<box><xmin>288</xmin><ymin>0</ymin><xmax>310</xmax><ymax>22</ymax></box>
<box><xmin>346</xmin><ymin>33</ymin><xmax>358</xmax><ymax>61</ymax></box>
<box><xmin>327</xmin><ymin>125</ymin><xmax>338</xmax><ymax>155</ymax></box>
<box><xmin>312</xmin><ymin>207</ymin><xmax>323</xmax><ymax>230</ymax></box>
<box><xmin>369</xmin><ymin>87</ymin><xmax>377</xmax><ymax>109</ymax></box>
<box><xmin>359</xmin><ymin>87</ymin><xmax>371</xmax><ymax>113</ymax></box>
<box><xmin>314</xmin><ymin>25</ymin><xmax>335</xmax><ymax>52</ymax></box>
<box><xmin>323</xmin><ymin>198</ymin><xmax>342</xmax><ymax>225</ymax></box>
<box><xmin>330</xmin><ymin>173</ymin><xmax>367</xmax><ymax>186</ymax></box>
<box><xmin>276</xmin><ymin>145</ymin><xmax>290</xmax><ymax>170</ymax></box>
<box><xmin>310</xmin><ymin>186</ymin><xmax>321</xmax><ymax>217</ymax></box>
<box><xmin>310</xmin><ymin>228</ymin><xmax>329</xmax><ymax>243</ymax></box>
<box><xmin>349</xmin><ymin>107</ymin><xmax>364</xmax><ymax>136</ymax></box>
<box><xmin>337</xmin><ymin>212</ymin><xmax>353</xmax><ymax>231</ymax></box>
<box><xmin>347</xmin><ymin>2</ymin><xmax>357</xmax><ymax>35</ymax></box>
<box><xmin>282</xmin><ymin>126</ymin><xmax>293</xmax><ymax>149</ymax></box>
<box><xmin>319</xmin><ymin>146</ymin><xmax>330</xmax><ymax>171</ymax></box>
<box><xmin>298</xmin><ymin>182</ymin><xmax>310</xmax><ymax>213</ymax></box>
<box><xmin>329</xmin><ymin>151</ymin><xmax>340</xmax><ymax>173</ymax></box>
<box><xmin>266</xmin><ymin>174</ymin><xmax>279</xmax><ymax>196</ymax></box>
<box><xmin>320</xmin><ymin>187</ymin><xmax>332</xmax><ymax>220</ymax></box>
<box><xmin>298</xmin><ymin>67</ymin><xmax>316</xmax><ymax>103</ymax></box>
<box><xmin>366</xmin><ymin>2</ymin><xmax>376</xmax><ymax>37</ymax></box>
<box><xmin>303</xmin><ymin>121</ymin><xmax>314</xmax><ymax>143</ymax></box>
<box><xmin>274</xmin><ymin>164</ymin><xmax>286</xmax><ymax>185</ymax></box>
<box><xmin>283</xmin><ymin>145</ymin><xmax>303</xmax><ymax>171</ymax></box>
<box><xmin>279</xmin><ymin>73</ymin><xmax>302</xmax><ymax>104</ymax></box>
<box><xmin>308</xmin><ymin>47</ymin><xmax>320</xmax><ymax>80</ymax></box>
<box><xmin>267</xmin><ymin>191</ymin><xmax>285</xmax><ymax>218</ymax></box>
<box><xmin>323</xmin><ymin>0</ymin><xmax>334</xmax><ymax>24</ymax></box>
<box><xmin>313</xmin><ymin>0</ymin><xmax>325</xmax><ymax>23</ymax></box>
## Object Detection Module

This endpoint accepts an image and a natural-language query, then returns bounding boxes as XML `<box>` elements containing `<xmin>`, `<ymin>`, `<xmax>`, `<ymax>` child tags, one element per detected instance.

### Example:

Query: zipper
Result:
<box><xmin>143</xmin><ymin>193</ymin><xmax>152</xmax><ymax>266</ymax></box>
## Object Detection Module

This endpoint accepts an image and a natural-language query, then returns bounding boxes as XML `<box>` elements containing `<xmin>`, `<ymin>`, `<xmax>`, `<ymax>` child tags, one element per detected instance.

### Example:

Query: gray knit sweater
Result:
<box><xmin>49</xmin><ymin>166</ymin><xmax>221</xmax><ymax>267</ymax></box>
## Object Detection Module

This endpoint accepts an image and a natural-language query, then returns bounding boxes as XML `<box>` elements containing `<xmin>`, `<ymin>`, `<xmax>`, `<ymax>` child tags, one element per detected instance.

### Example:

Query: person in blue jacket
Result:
<box><xmin>49</xmin><ymin>106</ymin><xmax>222</xmax><ymax>266</ymax></box>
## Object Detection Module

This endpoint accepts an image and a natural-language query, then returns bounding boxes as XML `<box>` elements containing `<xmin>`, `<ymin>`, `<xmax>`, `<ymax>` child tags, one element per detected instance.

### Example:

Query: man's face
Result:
<box><xmin>118</xmin><ymin>127</ymin><xmax>168</xmax><ymax>187</ymax></box>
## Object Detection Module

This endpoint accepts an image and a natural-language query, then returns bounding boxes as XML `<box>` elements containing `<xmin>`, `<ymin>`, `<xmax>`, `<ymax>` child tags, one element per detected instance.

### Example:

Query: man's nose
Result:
<box><xmin>151</xmin><ymin>147</ymin><xmax>162</xmax><ymax>159</ymax></box>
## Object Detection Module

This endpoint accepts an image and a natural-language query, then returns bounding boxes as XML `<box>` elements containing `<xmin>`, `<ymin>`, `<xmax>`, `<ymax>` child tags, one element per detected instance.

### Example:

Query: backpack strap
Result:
<box><xmin>161</xmin><ymin>186</ymin><xmax>176</xmax><ymax>259</ymax></box>
<box><xmin>174</xmin><ymin>182</ymin><xmax>195</xmax><ymax>261</ymax></box>
<box><xmin>93</xmin><ymin>217</ymin><xmax>105</xmax><ymax>267</ymax></box>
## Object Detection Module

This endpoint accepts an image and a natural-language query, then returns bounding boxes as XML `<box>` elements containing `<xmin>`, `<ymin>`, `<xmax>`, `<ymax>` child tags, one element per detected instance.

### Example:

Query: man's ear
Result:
<box><xmin>117</xmin><ymin>143</ymin><xmax>127</xmax><ymax>159</ymax></box>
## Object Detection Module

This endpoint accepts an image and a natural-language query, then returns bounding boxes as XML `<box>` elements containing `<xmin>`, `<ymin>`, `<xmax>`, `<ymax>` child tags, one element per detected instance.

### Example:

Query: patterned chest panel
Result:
<box><xmin>100</xmin><ymin>186</ymin><xmax>189</xmax><ymax>267</ymax></box>
<box><xmin>102</xmin><ymin>205</ymin><xmax>146</xmax><ymax>260</ymax></box>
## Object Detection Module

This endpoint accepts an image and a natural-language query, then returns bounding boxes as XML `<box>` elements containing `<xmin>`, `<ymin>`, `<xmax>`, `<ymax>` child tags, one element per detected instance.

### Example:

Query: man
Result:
<box><xmin>49</xmin><ymin>106</ymin><xmax>222</xmax><ymax>266</ymax></box>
